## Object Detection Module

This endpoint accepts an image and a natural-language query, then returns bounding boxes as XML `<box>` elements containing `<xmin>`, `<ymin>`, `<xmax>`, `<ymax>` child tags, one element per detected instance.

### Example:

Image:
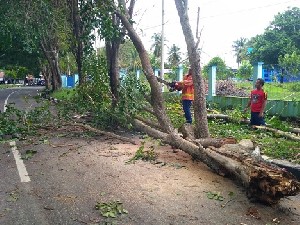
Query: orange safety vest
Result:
<box><xmin>176</xmin><ymin>74</ymin><xmax>194</xmax><ymax>100</ymax></box>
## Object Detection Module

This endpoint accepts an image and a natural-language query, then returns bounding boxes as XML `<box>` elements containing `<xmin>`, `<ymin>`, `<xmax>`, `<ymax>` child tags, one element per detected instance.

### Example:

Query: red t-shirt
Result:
<box><xmin>250</xmin><ymin>89</ymin><xmax>267</xmax><ymax>112</ymax></box>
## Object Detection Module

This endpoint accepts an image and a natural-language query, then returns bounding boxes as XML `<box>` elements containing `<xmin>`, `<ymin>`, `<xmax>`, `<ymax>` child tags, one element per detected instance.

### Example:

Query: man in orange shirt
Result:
<box><xmin>175</xmin><ymin>68</ymin><xmax>194</xmax><ymax>124</ymax></box>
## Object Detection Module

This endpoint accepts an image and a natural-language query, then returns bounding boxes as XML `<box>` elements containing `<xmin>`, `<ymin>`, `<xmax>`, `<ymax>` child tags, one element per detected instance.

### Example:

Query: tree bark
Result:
<box><xmin>67</xmin><ymin>0</ymin><xmax>84</xmax><ymax>85</ymax></box>
<box><xmin>254</xmin><ymin>126</ymin><xmax>300</xmax><ymax>142</ymax></box>
<box><xmin>134</xmin><ymin>119</ymin><xmax>300</xmax><ymax>205</ymax></box>
<box><xmin>174</xmin><ymin>0</ymin><xmax>209</xmax><ymax>139</ymax></box>
<box><xmin>291</xmin><ymin>128</ymin><xmax>300</xmax><ymax>134</ymax></box>
<box><xmin>115</xmin><ymin>3</ymin><xmax>175</xmax><ymax>134</ymax></box>
<box><xmin>40</xmin><ymin>39</ymin><xmax>62</xmax><ymax>91</ymax></box>
<box><xmin>105</xmin><ymin>40</ymin><xmax>121</xmax><ymax>108</ymax></box>
<box><xmin>41</xmin><ymin>66</ymin><xmax>51</xmax><ymax>90</ymax></box>
<box><xmin>105</xmin><ymin>0</ymin><xmax>136</xmax><ymax>109</ymax></box>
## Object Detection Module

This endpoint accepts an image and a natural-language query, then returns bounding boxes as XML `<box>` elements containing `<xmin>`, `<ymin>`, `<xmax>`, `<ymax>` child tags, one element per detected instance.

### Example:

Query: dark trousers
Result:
<box><xmin>182</xmin><ymin>100</ymin><xmax>193</xmax><ymax>124</ymax></box>
<box><xmin>250</xmin><ymin>112</ymin><xmax>265</xmax><ymax>126</ymax></box>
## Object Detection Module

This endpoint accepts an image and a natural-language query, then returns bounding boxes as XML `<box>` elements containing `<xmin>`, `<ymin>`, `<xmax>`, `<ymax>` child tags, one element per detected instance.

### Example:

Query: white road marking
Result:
<box><xmin>10</xmin><ymin>141</ymin><xmax>31</xmax><ymax>183</ymax></box>
<box><xmin>4</xmin><ymin>91</ymin><xmax>15</xmax><ymax>112</ymax></box>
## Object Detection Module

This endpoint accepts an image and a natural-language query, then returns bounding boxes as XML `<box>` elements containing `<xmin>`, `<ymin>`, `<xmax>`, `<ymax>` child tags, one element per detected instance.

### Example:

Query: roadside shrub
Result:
<box><xmin>55</xmin><ymin>53</ymin><xmax>149</xmax><ymax>130</ymax></box>
<box><xmin>0</xmin><ymin>102</ymin><xmax>53</xmax><ymax>140</ymax></box>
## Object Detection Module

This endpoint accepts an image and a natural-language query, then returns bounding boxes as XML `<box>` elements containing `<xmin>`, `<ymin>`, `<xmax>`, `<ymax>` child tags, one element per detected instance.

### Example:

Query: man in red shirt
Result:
<box><xmin>244</xmin><ymin>78</ymin><xmax>267</xmax><ymax>126</ymax></box>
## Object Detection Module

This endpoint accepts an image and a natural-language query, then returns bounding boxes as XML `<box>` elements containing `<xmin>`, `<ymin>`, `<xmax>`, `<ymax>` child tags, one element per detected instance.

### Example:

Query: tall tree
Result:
<box><xmin>202</xmin><ymin>56</ymin><xmax>230</xmax><ymax>80</ymax></box>
<box><xmin>232</xmin><ymin>37</ymin><xmax>247</xmax><ymax>68</ymax></box>
<box><xmin>151</xmin><ymin>33</ymin><xmax>163</xmax><ymax>59</ymax></box>
<box><xmin>119</xmin><ymin>40</ymin><xmax>141</xmax><ymax>72</ymax></box>
<box><xmin>278</xmin><ymin>51</ymin><xmax>300</xmax><ymax>77</ymax></box>
<box><xmin>167</xmin><ymin>44</ymin><xmax>182</xmax><ymax>67</ymax></box>
<box><xmin>0</xmin><ymin>0</ymin><xmax>67</xmax><ymax>90</ymax></box>
<box><xmin>101</xmin><ymin>0</ymin><xmax>136</xmax><ymax>108</ymax></box>
<box><xmin>67</xmin><ymin>0</ymin><xmax>84</xmax><ymax>85</ymax></box>
<box><xmin>269</xmin><ymin>7</ymin><xmax>300</xmax><ymax>49</ymax></box>
<box><xmin>114</xmin><ymin>0</ymin><xmax>174</xmax><ymax>133</ymax></box>
<box><xmin>237</xmin><ymin>61</ymin><xmax>253</xmax><ymax>80</ymax></box>
<box><xmin>67</xmin><ymin>0</ymin><xmax>99</xmax><ymax>86</ymax></box>
<box><xmin>174</xmin><ymin>0</ymin><xmax>209</xmax><ymax>138</ymax></box>
<box><xmin>247</xmin><ymin>7</ymin><xmax>300</xmax><ymax>66</ymax></box>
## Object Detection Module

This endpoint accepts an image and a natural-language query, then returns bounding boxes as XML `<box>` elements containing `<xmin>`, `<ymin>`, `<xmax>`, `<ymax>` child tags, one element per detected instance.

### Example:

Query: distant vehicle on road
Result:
<box><xmin>0</xmin><ymin>71</ymin><xmax>5</xmax><ymax>84</ymax></box>
<box><xmin>37</xmin><ymin>79</ymin><xmax>45</xmax><ymax>86</ymax></box>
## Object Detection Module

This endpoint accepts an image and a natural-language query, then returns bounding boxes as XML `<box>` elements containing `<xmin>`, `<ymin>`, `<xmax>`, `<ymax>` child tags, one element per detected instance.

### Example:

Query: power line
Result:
<box><xmin>140</xmin><ymin>0</ymin><xmax>297</xmax><ymax>31</ymax></box>
<box><xmin>200</xmin><ymin>0</ymin><xmax>298</xmax><ymax>20</ymax></box>
<box><xmin>138</xmin><ymin>20</ymin><xmax>169</xmax><ymax>31</ymax></box>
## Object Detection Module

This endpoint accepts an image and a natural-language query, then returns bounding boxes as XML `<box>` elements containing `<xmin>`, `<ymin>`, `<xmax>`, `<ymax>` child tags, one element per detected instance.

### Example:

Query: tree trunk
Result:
<box><xmin>174</xmin><ymin>0</ymin><xmax>209</xmax><ymax>139</ymax></box>
<box><xmin>105</xmin><ymin>39</ymin><xmax>121</xmax><ymax>108</ymax></box>
<box><xmin>40</xmin><ymin>39</ymin><xmax>62</xmax><ymax>91</ymax></box>
<box><xmin>115</xmin><ymin>5</ymin><xmax>174</xmax><ymax>134</ymax></box>
<box><xmin>41</xmin><ymin>66</ymin><xmax>50</xmax><ymax>90</ymax></box>
<box><xmin>67</xmin><ymin>0</ymin><xmax>84</xmax><ymax>85</ymax></box>
<box><xmin>134</xmin><ymin>119</ymin><xmax>300</xmax><ymax>205</ymax></box>
<box><xmin>105</xmin><ymin>1</ymin><xmax>136</xmax><ymax>109</ymax></box>
<box><xmin>254</xmin><ymin>126</ymin><xmax>300</xmax><ymax>142</ymax></box>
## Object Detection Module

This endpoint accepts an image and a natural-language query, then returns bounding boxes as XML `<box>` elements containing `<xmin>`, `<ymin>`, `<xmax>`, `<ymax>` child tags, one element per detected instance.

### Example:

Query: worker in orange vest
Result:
<box><xmin>175</xmin><ymin>68</ymin><xmax>194</xmax><ymax>124</ymax></box>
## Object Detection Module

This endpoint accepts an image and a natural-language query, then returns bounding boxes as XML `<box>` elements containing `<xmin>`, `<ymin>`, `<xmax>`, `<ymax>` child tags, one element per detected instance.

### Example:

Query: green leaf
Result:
<box><xmin>217</xmin><ymin>195</ymin><xmax>224</xmax><ymax>201</ymax></box>
<box><xmin>108</xmin><ymin>211</ymin><xmax>116</xmax><ymax>218</ymax></box>
<box><xmin>206</xmin><ymin>192</ymin><xmax>215</xmax><ymax>199</ymax></box>
<box><xmin>228</xmin><ymin>191</ymin><xmax>234</xmax><ymax>197</ymax></box>
<box><xmin>21</xmin><ymin>149</ymin><xmax>37</xmax><ymax>160</ymax></box>
<box><xmin>102</xmin><ymin>212</ymin><xmax>110</xmax><ymax>217</ymax></box>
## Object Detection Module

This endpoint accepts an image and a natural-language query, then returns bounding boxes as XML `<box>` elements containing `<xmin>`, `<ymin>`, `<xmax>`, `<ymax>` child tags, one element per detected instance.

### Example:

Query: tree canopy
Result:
<box><xmin>202</xmin><ymin>56</ymin><xmax>230</xmax><ymax>80</ymax></box>
<box><xmin>247</xmin><ymin>7</ymin><xmax>300</xmax><ymax>66</ymax></box>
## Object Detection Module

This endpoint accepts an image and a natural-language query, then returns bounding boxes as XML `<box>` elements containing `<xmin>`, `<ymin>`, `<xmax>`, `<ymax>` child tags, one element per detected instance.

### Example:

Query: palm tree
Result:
<box><xmin>129</xmin><ymin>49</ymin><xmax>142</xmax><ymax>72</ymax></box>
<box><xmin>232</xmin><ymin>37</ymin><xmax>247</xmax><ymax>68</ymax></box>
<box><xmin>167</xmin><ymin>44</ymin><xmax>182</xmax><ymax>67</ymax></box>
<box><xmin>150</xmin><ymin>33</ymin><xmax>166</xmax><ymax>59</ymax></box>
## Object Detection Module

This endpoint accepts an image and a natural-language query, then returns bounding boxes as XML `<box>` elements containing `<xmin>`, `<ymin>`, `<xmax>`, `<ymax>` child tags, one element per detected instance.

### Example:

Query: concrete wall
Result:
<box><xmin>207</xmin><ymin>63</ymin><xmax>300</xmax><ymax>118</ymax></box>
<box><xmin>209</xmin><ymin>96</ymin><xmax>300</xmax><ymax>118</ymax></box>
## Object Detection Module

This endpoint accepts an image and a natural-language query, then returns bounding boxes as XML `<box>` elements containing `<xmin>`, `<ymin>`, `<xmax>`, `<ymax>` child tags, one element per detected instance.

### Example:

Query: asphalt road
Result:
<box><xmin>0</xmin><ymin>86</ymin><xmax>299</xmax><ymax>225</ymax></box>
<box><xmin>0</xmin><ymin>86</ymin><xmax>51</xmax><ymax>224</ymax></box>
<box><xmin>0</xmin><ymin>86</ymin><xmax>44</xmax><ymax>113</ymax></box>
<box><xmin>0</xmin><ymin>141</ymin><xmax>50</xmax><ymax>225</ymax></box>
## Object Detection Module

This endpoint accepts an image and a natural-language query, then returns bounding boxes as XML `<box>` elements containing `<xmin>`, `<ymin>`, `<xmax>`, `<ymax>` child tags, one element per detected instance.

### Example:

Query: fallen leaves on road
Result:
<box><xmin>95</xmin><ymin>200</ymin><xmax>128</xmax><ymax>218</ymax></box>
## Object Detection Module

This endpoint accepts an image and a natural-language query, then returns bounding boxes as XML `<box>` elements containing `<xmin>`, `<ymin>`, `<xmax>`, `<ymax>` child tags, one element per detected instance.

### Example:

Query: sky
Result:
<box><xmin>132</xmin><ymin>0</ymin><xmax>300</xmax><ymax>68</ymax></box>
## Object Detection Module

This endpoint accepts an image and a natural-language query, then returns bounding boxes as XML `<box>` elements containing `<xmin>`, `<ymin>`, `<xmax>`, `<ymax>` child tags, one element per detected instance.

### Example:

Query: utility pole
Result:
<box><xmin>160</xmin><ymin>0</ymin><xmax>165</xmax><ymax>91</ymax></box>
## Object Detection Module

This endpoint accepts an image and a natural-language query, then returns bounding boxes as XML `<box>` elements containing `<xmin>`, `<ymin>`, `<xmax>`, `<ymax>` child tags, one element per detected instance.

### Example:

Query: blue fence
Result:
<box><xmin>61</xmin><ymin>74</ymin><xmax>79</xmax><ymax>88</ymax></box>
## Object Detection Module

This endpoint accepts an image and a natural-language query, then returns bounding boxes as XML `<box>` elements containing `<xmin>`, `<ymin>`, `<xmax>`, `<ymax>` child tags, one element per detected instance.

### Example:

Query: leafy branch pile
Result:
<box><xmin>216</xmin><ymin>80</ymin><xmax>248</xmax><ymax>97</ymax></box>
<box><xmin>0</xmin><ymin>102</ymin><xmax>54</xmax><ymax>141</ymax></box>
<box><xmin>53</xmin><ymin>53</ymin><xmax>149</xmax><ymax>131</ymax></box>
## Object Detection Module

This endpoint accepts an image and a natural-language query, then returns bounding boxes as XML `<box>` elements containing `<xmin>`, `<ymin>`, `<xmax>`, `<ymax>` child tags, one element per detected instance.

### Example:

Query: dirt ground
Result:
<box><xmin>1</xmin><ymin>128</ymin><xmax>300</xmax><ymax>225</ymax></box>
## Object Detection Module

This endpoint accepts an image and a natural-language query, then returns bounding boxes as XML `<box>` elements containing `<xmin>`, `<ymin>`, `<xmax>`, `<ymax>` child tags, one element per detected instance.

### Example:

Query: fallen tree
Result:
<box><xmin>111</xmin><ymin>0</ymin><xmax>300</xmax><ymax>205</ymax></box>
<box><xmin>254</xmin><ymin>126</ymin><xmax>300</xmax><ymax>142</ymax></box>
<box><xmin>291</xmin><ymin>128</ymin><xmax>300</xmax><ymax>134</ymax></box>
<box><xmin>134</xmin><ymin>119</ymin><xmax>300</xmax><ymax>205</ymax></box>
